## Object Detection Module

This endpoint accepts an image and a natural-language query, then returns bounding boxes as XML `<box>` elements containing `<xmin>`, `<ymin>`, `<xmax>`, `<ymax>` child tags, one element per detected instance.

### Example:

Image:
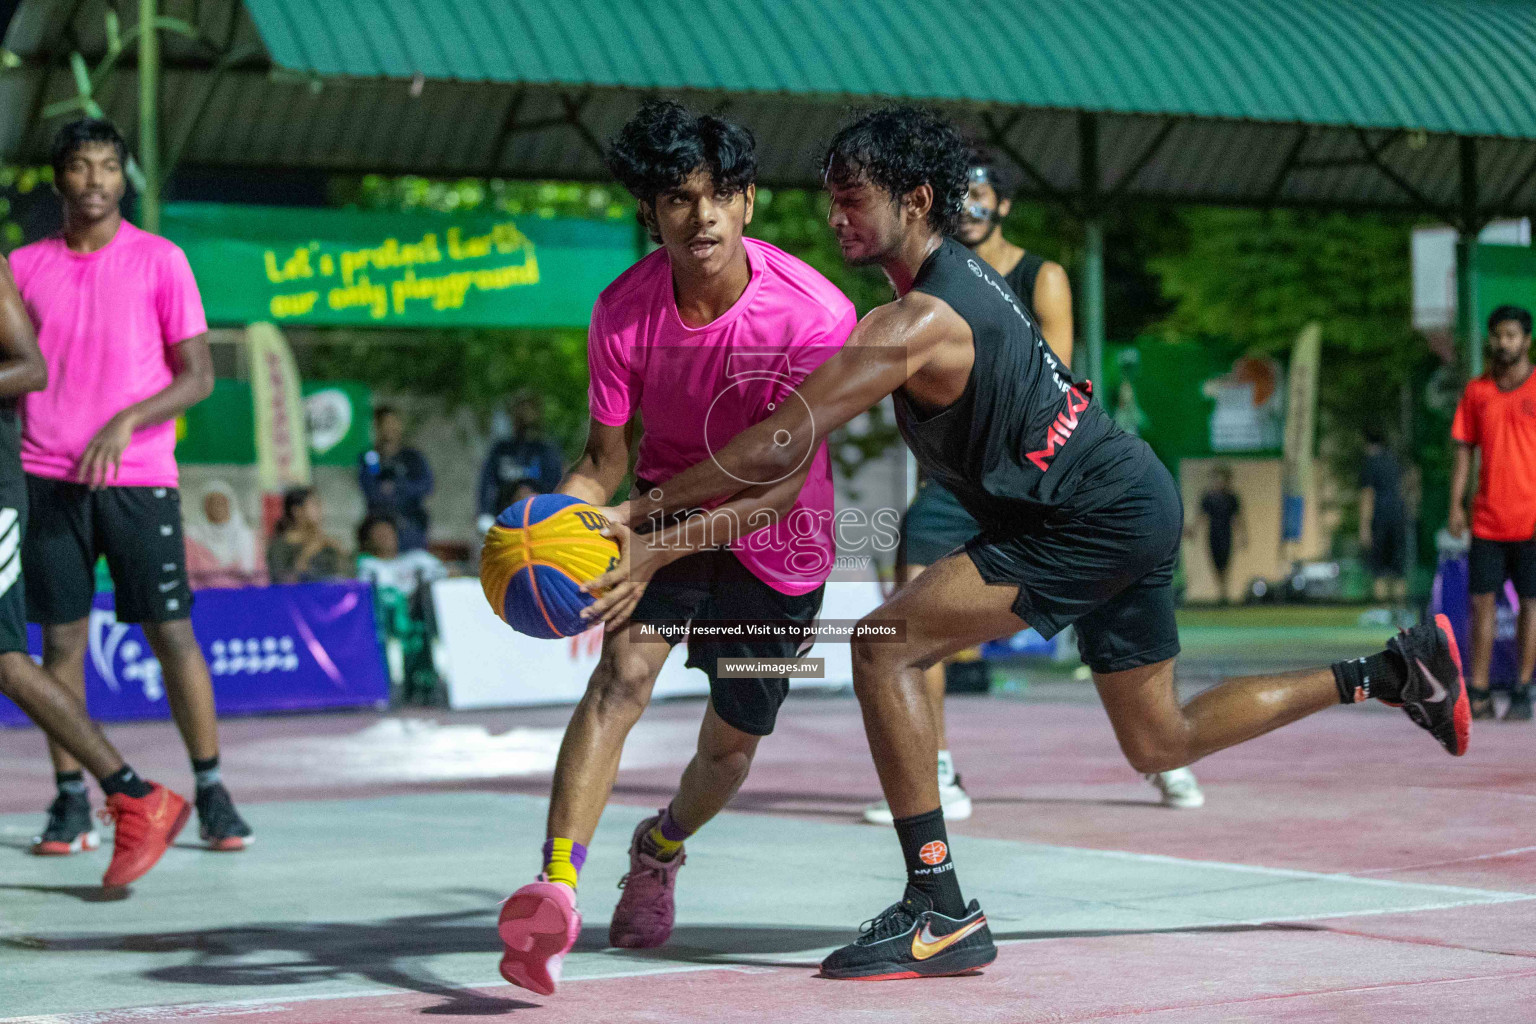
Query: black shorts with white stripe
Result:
<box><xmin>23</xmin><ymin>475</ymin><xmax>193</xmax><ymax>625</ymax></box>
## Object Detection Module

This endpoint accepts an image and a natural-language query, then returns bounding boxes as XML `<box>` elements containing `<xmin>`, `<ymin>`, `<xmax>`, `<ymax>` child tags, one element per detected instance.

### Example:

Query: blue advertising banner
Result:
<box><xmin>0</xmin><ymin>582</ymin><xmax>389</xmax><ymax>727</ymax></box>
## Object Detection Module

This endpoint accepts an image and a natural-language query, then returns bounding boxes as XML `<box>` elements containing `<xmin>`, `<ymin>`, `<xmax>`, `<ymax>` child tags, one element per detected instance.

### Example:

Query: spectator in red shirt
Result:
<box><xmin>1449</xmin><ymin>304</ymin><xmax>1536</xmax><ymax>722</ymax></box>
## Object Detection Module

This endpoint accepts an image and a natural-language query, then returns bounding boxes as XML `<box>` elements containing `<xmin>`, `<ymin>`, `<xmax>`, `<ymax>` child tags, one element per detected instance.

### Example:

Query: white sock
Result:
<box><xmin>937</xmin><ymin>749</ymin><xmax>956</xmax><ymax>787</ymax></box>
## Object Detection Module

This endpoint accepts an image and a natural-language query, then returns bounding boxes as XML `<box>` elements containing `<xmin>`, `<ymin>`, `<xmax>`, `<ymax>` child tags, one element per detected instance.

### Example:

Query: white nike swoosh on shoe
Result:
<box><xmin>1414</xmin><ymin>657</ymin><xmax>1449</xmax><ymax>703</ymax></box>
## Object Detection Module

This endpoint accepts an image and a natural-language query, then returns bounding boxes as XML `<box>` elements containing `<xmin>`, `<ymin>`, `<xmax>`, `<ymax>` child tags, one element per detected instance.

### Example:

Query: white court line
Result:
<box><xmin>6</xmin><ymin>847</ymin><xmax>1531</xmax><ymax>1024</ymax></box>
<box><xmin>0</xmin><ymin>963</ymin><xmax>762</xmax><ymax>1024</ymax></box>
<box><xmin>9</xmin><ymin>891</ymin><xmax>1532</xmax><ymax>1024</ymax></box>
<box><xmin>1033</xmin><ymin>843</ymin><xmax>1536</xmax><ymax>901</ymax></box>
<box><xmin>1354</xmin><ymin>844</ymin><xmax>1536</xmax><ymax>876</ymax></box>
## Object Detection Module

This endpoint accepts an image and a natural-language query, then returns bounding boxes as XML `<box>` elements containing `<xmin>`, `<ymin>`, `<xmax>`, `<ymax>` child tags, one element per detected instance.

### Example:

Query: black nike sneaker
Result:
<box><xmin>31</xmin><ymin>790</ymin><xmax>99</xmax><ymax>856</ymax></box>
<box><xmin>195</xmin><ymin>783</ymin><xmax>254</xmax><ymax>851</ymax></box>
<box><xmin>1505</xmin><ymin>686</ymin><xmax>1533</xmax><ymax>722</ymax></box>
<box><xmin>1383</xmin><ymin>614</ymin><xmax>1470</xmax><ymax>756</ymax></box>
<box><xmin>820</xmin><ymin>889</ymin><xmax>996</xmax><ymax>981</ymax></box>
<box><xmin>1470</xmin><ymin>690</ymin><xmax>1498</xmax><ymax>721</ymax></box>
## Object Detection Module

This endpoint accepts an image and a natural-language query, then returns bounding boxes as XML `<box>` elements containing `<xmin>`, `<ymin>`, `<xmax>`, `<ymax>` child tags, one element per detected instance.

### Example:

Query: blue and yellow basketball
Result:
<box><xmin>480</xmin><ymin>494</ymin><xmax>619</xmax><ymax>638</ymax></box>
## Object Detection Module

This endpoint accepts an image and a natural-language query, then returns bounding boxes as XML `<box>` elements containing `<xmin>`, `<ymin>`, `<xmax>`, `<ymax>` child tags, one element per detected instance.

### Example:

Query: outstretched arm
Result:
<box><xmin>623</xmin><ymin>299</ymin><xmax>944</xmax><ymax>525</ymax></box>
<box><xmin>0</xmin><ymin>255</ymin><xmax>46</xmax><ymax>399</ymax></box>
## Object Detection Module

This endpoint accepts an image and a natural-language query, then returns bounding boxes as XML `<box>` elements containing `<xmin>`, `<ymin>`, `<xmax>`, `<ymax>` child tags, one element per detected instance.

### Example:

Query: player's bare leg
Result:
<box><xmin>1094</xmin><ymin>661</ymin><xmax>1337</xmax><ymax>774</ymax></box>
<box><xmin>545</xmin><ymin>621</ymin><xmax>674</xmax><ymax>845</ymax></box>
<box><xmin>38</xmin><ymin>618</ymin><xmax>91</xmax><ymax>775</ymax></box>
<box><xmin>1469</xmin><ymin>592</ymin><xmax>1498</xmax><ymax>717</ymax></box>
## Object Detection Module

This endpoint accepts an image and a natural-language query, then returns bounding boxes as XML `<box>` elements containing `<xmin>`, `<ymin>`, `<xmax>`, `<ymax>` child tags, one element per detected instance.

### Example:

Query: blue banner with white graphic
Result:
<box><xmin>0</xmin><ymin>582</ymin><xmax>389</xmax><ymax>727</ymax></box>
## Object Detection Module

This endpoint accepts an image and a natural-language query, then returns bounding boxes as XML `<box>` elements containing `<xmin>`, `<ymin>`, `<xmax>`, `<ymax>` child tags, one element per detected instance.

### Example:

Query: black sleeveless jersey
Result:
<box><xmin>1003</xmin><ymin>251</ymin><xmax>1046</xmax><ymax>318</ymax></box>
<box><xmin>893</xmin><ymin>238</ymin><xmax>1150</xmax><ymax>527</ymax></box>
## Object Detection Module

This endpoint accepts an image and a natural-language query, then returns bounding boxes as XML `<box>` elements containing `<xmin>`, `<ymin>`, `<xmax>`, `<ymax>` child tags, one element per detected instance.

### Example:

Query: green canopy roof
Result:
<box><xmin>4</xmin><ymin>0</ymin><xmax>1536</xmax><ymax>219</ymax></box>
<box><xmin>246</xmin><ymin>0</ymin><xmax>1536</xmax><ymax>140</ymax></box>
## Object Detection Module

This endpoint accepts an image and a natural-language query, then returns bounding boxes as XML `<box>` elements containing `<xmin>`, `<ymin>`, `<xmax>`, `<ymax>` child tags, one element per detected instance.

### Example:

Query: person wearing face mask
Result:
<box><xmin>1449</xmin><ymin>305</ymin><xmax>1536</xmax><ymax>722</ymax></box>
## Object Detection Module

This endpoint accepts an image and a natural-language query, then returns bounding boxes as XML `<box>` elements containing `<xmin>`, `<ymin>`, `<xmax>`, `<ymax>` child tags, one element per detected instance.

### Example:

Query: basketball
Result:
<box><xmin>480</xmin><ymin>494</ymin><xmax>620</xmax><ymax>639</ymax></box>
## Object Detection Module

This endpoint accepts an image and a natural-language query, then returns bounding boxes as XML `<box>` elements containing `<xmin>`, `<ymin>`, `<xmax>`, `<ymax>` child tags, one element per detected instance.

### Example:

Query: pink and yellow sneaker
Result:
<box><xmin>609</xmin><ymin>811</ymin><xmax>686</xmax><ymax>949</ymax></box>
<box><xmin>497</xmin><ymin>877</ymin><xmax>581</xmax><ymax>996</ymax></box>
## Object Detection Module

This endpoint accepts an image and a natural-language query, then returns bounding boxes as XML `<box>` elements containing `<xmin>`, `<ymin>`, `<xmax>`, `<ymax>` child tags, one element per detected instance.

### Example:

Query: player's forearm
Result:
<box><xmin>0</xmin><ymin>261</ymin><xmax>46</xmax><ymax>398</ymax></box>
<box><xmin>1448</xmin><ymin>445</ymin><xmax>1471</xmax><ymax>511</ymax></box>
<box><xmin>647</xmin><ymin>472</ymin><xmax>807</xmax><ymax>562</ymax></box>
<box><xmin>629</xmin><ymin>423</ymin><xmax>796</xmax><ymax>524</ymax></box>
<box><xmin>117</xmin><ymin>336</ymin><xmax>214</xmax><ymax>429</ymax></box>
<box><xmin>559</xmin><ymin>453</ymin><xmax>624</xmax><ymax>506</ymax></box>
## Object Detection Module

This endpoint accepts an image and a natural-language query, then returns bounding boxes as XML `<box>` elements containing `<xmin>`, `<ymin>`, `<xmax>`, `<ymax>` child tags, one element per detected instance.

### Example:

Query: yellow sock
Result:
<box><xmin>542</xmin><ymin>837</ymin><xmax>585</xmax><ymax>890</ymax></box>
<box><xmin>644</xmin><ymin>822</ymin><xmax>686</xmax><ymax>861</ymax></box>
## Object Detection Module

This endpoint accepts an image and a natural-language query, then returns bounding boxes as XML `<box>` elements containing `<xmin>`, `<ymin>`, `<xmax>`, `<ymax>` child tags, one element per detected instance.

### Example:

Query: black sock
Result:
<box><xmin>893</xmin><ymin>808</ymin><xmax>967</xmax><ymax>917</ymax></box>
<box><xmin>191</xmin><ymin>755</ymin><xmax>221</xmax><ymax>791</ymax></box>
<box><xmin>55</xmin><ymin>770</ymin><xmax>87</xmax><ymax>797</ymax></box>
<box><xmin>99</xmin><ymin>765</ymin><xmax>153</xmax><ymax>799</ymax></box>
<box><xmin>1331</xmin><ymin>649</ymin><xmax>1406</xmax><ymax>704</ymax></box>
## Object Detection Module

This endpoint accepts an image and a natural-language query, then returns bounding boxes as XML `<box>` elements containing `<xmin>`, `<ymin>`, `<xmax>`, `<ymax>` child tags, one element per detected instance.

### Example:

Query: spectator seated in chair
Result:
<box><xmin>357</xmin><ymin>514</ymin><xmax>446</xmax><ymax>704</ymax></box>
<box><xmin>185</xmin><ymin>480</ymin><xmax>263</xmax><ymax>588</ymax></box>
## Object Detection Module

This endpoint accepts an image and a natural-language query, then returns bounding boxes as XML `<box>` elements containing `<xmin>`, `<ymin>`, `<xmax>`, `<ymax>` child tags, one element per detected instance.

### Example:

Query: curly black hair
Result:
<box><xmin>823</xmin><ymin>106</ymin><xmax>970</xmax><ymax>235</ymax></box>
<box><xmin>1488</xmin><ymin>304</ymin><xmax>1532</xmax><ymax>336</ymax></box>
<box><xmin>606</xmin><ymin>99</ymin><xmax>757</xmax><ymax>215</ymax></box>
<box><xmin>50</xmin><ymin>118</ymin><xmax>129</xmax><ymax>179</ymax></box>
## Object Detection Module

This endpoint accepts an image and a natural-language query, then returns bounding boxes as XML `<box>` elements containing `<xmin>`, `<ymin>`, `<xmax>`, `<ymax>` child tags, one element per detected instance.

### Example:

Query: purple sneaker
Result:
<box><xmin>609</xmin><ymin>811</ymin><xmax>685</xmax><ymax>949</ymax></box>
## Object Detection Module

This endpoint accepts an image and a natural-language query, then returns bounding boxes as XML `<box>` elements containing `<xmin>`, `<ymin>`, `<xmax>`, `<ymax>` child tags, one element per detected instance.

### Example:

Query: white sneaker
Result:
<box><xmin>862</xmin><ymin>776</ymin><xmax>973</xmax><ymax>825</ymax></box>
<box><xmin>1146</xmin><ymin>767</ymin><xmax>1205</xmax><ymax>809</ymax></box>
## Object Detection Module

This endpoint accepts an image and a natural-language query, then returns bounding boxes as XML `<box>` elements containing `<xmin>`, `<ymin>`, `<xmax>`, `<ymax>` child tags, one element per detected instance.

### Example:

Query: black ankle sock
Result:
<box><xmin>892</xmin><ymin>808</ymin><xmax>967</xmax><ymax>917</ymax></box>
<box><xmin>191</xmin><ymin>755</ymin><xmax>221</xmax><ymax>791</ymax></box>
<box><xmin>99</xmin><ymin>765</ymin><xmax>153</xmax><ymax>799</ymax></box>
<box><xmin>1331</xmin><ymin>649</ymin><xmax>1406</xmax><ymax>704</ymax></box>
<box><xmin>55</xmin><ymin>770</ymin><xmax>87</xmax><ymax>797</ymax></box>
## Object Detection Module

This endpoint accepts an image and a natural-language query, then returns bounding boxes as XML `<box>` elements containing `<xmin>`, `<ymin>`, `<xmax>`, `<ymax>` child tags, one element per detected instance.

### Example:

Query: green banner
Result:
<box><xmin>162</xmin><ymin>202</ymin><xmax>639</xmax><ymax>328</ymax></box>
<box><xmin>302</xmin><ymin>380</ymin><xmax>372</xmax><ymax>466</ymax></box>
<box><xmin>1476</xmin><ymin>243</ymin><xmax>1536</xmax><ymax>331</ymax></box>
<box><xmin>178</xmin><ymin>379</ymin><xmax>372</xmax><ymax>466</ymax></box>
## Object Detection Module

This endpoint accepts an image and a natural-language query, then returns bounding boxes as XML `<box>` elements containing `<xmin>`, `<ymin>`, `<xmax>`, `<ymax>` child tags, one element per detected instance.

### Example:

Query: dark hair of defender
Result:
<box><xmin>50</xmin><ymin>118</ymin><xmax>129</xmax><ymax>179</ymax></box>
<box><xmin>822</xmin><ymin>106</ymin><xmax>971</xmax><ymax>236</ymax></box>
<box><xmin>606</xmin><ymin>99</ymin><xmax>758</xmax><ymax>241</ymax></box>
<box><xmin>374</xmin><ymin>404</ymin><xmax>398</xmax><ymax>421</ymax></box>
<box><xmin>1487</xmin><ymin>304</ymin><xmax>1533</xmax><ymax>336</ymax></box>
<box><xmin>967</xmin><ymin>145</ymin><xmax>1019</xmax><ymax>203</ymax></box>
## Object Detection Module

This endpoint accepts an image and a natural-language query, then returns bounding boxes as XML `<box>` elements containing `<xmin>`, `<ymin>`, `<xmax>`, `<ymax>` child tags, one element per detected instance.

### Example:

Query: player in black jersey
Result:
<box><xmin>586</xmin><ymin>106</ymin><xmax>1469</xmax><ymax>982</ymax></box>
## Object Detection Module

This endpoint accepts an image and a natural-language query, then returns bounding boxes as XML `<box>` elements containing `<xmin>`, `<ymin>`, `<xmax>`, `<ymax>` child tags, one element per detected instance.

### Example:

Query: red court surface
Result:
<box><xmin>1</xmin><ymin>685</ymin><xmax>1533</xmax><ymax>1023</ymax></box>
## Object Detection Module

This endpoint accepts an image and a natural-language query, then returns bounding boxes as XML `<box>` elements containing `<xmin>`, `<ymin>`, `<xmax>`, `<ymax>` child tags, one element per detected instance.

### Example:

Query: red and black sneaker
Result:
<box><xmin>820</xmin><ymin>889</ymin><xmax>996</xmax><ymax>981</ymax></box>
<box><xmin>101</xmin><ymin>783</ymin><xmax>191</xmax><ymax>888</ymax></box>
<box><xmin>1383</xmin><ymin>614</ymin><xmax>1470</xmax><ymax>757</ymax></box>
<box><xmin>31</xmin><ymin>790</ymin><xmax>99</xmax><ymax>856</ymax></box>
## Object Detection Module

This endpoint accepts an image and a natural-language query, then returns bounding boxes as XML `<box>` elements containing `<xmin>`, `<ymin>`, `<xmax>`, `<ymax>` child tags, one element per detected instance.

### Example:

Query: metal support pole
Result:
<box><xmin>1079</xmin><ymin>112</ymin><xmax>1105</xmax><ymax>392</ymax></box>
<box><xmin>1083</xmin><ymin>217</ymin><xmax>1105</xmax><ymax>391</ymax></box>
<box><xmin>138</xmin><ymin>0</ymin><xmax>161</xmax><ymax>232</ymax></box>
<box><xmin>1456</xmin><ymin>137</ymin><xmax>1481</xmax><ymax>378</ymax></box>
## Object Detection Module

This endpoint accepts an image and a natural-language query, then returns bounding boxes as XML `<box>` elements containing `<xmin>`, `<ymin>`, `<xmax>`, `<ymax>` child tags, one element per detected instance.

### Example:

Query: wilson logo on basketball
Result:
<box><xmin>918</xmin><ymin>841</ymin><xmax>948</xmax><ymax>865</ymax></box>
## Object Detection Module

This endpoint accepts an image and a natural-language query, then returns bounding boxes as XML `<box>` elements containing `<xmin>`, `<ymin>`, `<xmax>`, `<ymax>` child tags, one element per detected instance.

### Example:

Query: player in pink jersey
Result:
<box><xmin>9</xmin><ymin>120</ymin><xmax>250</xmax><ymax>855</ymax></box>
<box><xmin>496</xmin><ymin>101</ymin><xmax>856</xmax><ymax>996</ymax></box>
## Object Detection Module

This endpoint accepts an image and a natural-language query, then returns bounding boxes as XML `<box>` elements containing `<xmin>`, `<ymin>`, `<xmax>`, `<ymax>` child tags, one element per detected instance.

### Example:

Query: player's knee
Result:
<box><xmin>587</xmin><ymin>654</ymin><xmax>655</xmax><ymax>721</ymax></box>
<box><xmin>144</xmin><ymin>618</ymin><xmax>199</xmax><ymax>656</ymax></box>
<box><xmin>42</xmin><ymin>621</ymin><xmax>89</xmax><ymax>661</ymax></box>
<box><xmin>849</xmin><ymin>627</ymin><xmax>896</xmax><ymax>685</ymax></box>
<box><xmin>1120</xmin><ymin>733</ymin><xmax>1191</xmax><ymax>775</ymax></box>
<box><xmin>699</xmin><ymin>744</ymin><xmax>754</xmax><ymax>789</ymax></box>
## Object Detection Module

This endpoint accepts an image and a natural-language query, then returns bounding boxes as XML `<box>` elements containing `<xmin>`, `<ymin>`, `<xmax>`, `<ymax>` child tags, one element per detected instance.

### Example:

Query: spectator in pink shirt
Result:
<box><xmin>9</xmin><ymin>119</ymin><xmax>251</xmax><ymax>853</ymax></box>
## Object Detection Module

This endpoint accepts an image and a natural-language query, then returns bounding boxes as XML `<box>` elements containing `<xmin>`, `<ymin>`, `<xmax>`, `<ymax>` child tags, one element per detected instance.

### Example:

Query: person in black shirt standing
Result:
<box><xmin>1359</xmin><ymin>427</ymin><xmax>1408</xmax><ymax>606</ymax></box>
<box><xmin>954</xmin><ymin>149</ymin><xmax>1074</xmax><ymax>358</ymax></box>
<box><xmin>588</xmin><ymin>106</ymin><xmax>1471</xmax><ymax>982</ymax></box>
<box><xmin>476</xmin><ymin>393</ymin><xmax>565</xmax><ymax>533</ymax></box>
<box><xmin>359</xmin><ymin>405</ymin><xmax>433</xmax><ymax>552</ymax></box>
<box><xmin>1188</xmin><ymin>464</ymin><xmax>1246</xmax><ymax>605</ymax></box>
